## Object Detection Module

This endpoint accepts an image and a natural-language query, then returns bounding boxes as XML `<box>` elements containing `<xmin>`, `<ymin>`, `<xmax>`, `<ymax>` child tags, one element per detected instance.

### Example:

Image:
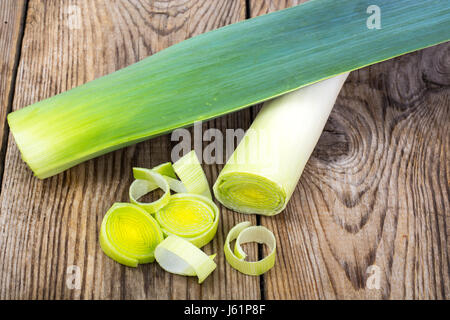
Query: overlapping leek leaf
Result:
<box><xmin>224</xmin><ymin>222</ymin><xmax>276</xmax><ymax>276</ymax></box>
<box><xmin>7</xmin><ymin>0</ymin><xmax>449</xmax><ymax>179</ymax></box>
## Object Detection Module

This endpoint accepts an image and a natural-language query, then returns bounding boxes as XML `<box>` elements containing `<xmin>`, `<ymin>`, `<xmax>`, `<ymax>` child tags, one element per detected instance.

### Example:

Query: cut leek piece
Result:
<box><xmin>100</xmin><ymin>203</ymin><xmax>164</xmax><ymax>267</ymax></box>
<box><xmin>173</xmin><ymin>151</ymin><xmax>212</xmax><ymax>199</ymax></box>
<box><xmin>152</xmin><ymin>162</ymin><xmax>177</xmax><ymax>179</ymax></box>
<box><xmin>213</xmin><ymin>73</ymin><xmax>349</xmax><ymax>215</ymax></box>
<box><xmin>7</xmin><ymin>0</ymin><xmax>449</xmax><ymax>179</ymax></box>
<box><xmin>155</xmin><ymin>236</ymin><xmax>217</xmax><ymax>283</ymax></box>
<box><xmin>129</xmin><ymin>168</ymin><xmax>172</xmax><ymax>213</ymax></box>
<box><xmin>224</xmin><ymin>222</ymin><xmax>276</xmax><ymax>276</ymax></box>
<box><xmin>155</xmin><ymin>193</ymin><xmax>219</xmax><ymax>248</ymax></box>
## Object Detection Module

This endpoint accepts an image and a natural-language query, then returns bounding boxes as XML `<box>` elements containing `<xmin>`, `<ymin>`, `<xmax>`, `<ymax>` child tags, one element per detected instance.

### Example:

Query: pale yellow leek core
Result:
<box><xmin>100</xmin><ymin>203</ymin><xmax>164</xmax><ymax>267</ymax></box>
<box><xmin>214</xmin><ymin>73</ymin><xmax>349</xmax><ymax>215</ymax></box>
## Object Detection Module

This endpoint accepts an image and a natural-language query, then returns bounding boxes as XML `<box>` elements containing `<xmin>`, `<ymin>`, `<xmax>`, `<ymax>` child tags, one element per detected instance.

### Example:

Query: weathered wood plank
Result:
<box><xmin>250</xmin><ymin>0</ymin><xmax>449</xmax><ymax>299</ymax></box>
<box><xmin>0</xmin><ymin>0</ymin><xmax>258</xmax><ymax>300</ymax></box>
<box><xmin>2</xmin><ymin>0</ymin><xmax>448</xmax><ymax>301</ymax></box>
<box><xmin>0</xmin><ymin>0</ymin><xmax>26</xmax><ymax>176</ymax></box>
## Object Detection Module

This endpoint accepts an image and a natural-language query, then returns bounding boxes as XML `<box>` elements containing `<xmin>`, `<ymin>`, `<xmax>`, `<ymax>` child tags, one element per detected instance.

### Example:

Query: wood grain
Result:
<box><xmin>0</xmin><ymin>0</ymin><xmax>258</xmax><ymax>300</ymax></box>
<box><xmin>250</xmin><ymin>0</ymin><xmax>449</xmax><ymax>299</ymax></box>
<box><xmin>0</xmin><ymin>0</ymin><xmax>26</xmax><ymax>175</ymax></box>
<box><xmin>0</xmin><ymin>0</ymin><xmax>448</xmax><ymax>300</ymax></box>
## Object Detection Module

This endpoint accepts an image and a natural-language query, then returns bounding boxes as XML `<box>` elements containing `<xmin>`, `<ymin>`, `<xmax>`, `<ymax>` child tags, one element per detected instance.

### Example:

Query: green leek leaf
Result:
<box><xmin>7</xmin><ymin>0</ymin><xmax>449</xmax><ymax>178</ymax></box>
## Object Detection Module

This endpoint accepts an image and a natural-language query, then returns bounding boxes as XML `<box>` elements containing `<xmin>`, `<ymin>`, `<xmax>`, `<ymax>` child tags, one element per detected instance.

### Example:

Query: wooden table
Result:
<box><xmin>0</xmin><ymin>0</ymin><xmax>448</xmax><ymax>300</ymax></box>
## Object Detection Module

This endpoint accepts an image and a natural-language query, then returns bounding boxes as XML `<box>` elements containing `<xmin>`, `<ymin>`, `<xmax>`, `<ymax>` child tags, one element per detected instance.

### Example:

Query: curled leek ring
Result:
<box><xmin>155</xmin><ymin>236</ymin><xmax>217</xmax><ymax>284</ymax></box>
<box><xmin>224</xmin><ymin>221</ymin><xmax>276</xmax><ymax>276</ymax></box>
<box><xmin>155</xmin><ymin>193</ymin><xmax>219</xmax><ymax>248</ymax></box>
<box><xmin>100</xmin><ymin>203</ymin><xmax>164</xmax><ymax>267</ymax></box>
<box><xmin>129</xmin><ymin>168</ymin><xmax>173</xmax><ymax>213</ymax></box>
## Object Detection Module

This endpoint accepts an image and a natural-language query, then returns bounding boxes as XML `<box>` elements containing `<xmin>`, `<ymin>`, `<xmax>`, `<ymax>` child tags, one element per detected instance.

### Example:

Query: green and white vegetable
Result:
<box><xmin>172</xmin><ymin>151</ymin><xmax>212</xmax><ymax>199</ymax></box>
<box><xmin>100</xmin><ymin>203</ymin><xmax>164</xmax><ymax>267</ymax></box>
<box><xmin>214</xmin><ymin>73</ymin><xmax>349</xmax><ymax>215</ymax></box>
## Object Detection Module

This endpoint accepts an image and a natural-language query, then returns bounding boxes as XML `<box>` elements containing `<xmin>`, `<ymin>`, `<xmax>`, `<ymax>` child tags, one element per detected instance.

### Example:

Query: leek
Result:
<box><xmin>101</xmin><ymin>154</ymin><xmax>218</xmax><ymax>283</ymax></box>
<box><xmin>99</xmin><ymin>203</ymin><xmax>164</xmax><ymax>267</ymax></box>
<box><xmin>213</xmin><ymin>73</ymin><xmax>349</xmax><ymax>215</ymax></box>
<box><xmin>224</xmin><ymin>222</ymin><xmax>276</xmax><ymax>276</ymax></box>
<box><xmin>155</xmin><ymin>194</ymin><xmax>219</xmax><ymax>248</ymax></box>
<box><xmin>130</xmin><ymin>168</ymin><xmax>172</xmax><ymax>214</ymax></box>
<box><xmin>130</xmin><ymin>150</ymin><xmax>209</xmax><ymax>213</ymax></box>
<box><xmin>155</xmin><ymin>236</ymin><xmax>217</xmax><ymax>284</ymax></box>
<box><xmin>172</xmin><ymin>151</ymin><xmax>212</xmax><ymax>200</ymax></box>
<box><xmin>128</xmin><ymin>151</ymin><xmax>218</xmax><ymax>247</ymax></box>
<box><xmin>7</xmin><ymin>0</ymin><xmax>449</xmax><ymax>179</ymax></box>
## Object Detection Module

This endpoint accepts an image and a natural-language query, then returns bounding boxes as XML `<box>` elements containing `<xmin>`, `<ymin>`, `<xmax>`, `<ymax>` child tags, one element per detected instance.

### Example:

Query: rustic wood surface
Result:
<box><xmin>0</xmin><ymin>0</ymin><xmax>448</xmax><ymax>300</ymax></box>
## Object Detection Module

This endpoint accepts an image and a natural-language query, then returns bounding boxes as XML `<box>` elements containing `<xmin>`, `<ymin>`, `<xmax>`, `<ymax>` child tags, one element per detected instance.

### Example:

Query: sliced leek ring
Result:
<box><xmin>105</xmin><ymin>152</ymin><xmax>218</xmax><ymax>282</ymax></box>
<box><xmin>155</xmin><ymin>236</ymin><xmax>216</xmax><ymax>284</ymax></box>
<box><xmin>213</xmin><ymin>74</ymin><xmax>349</xmax><ymax>216</ymax></box>
<box><xmin>129</xmin><ymin>168</ymin><xmax>172</xmax><ymax>214</ymax></box>
<box><xmin>152</xmin><ymin>162</ymin><xmax>177</xmax><ymax>178</ymax></box>
<box><xmin>224</xmin><ymin>221</ymin><xmax>276</xmax><ymax>276</ymax></box>
<box><xmin>129</xmin><ymin>151</ymin><xmax>212</xmax><ymax>213</ymax></box>
<box><xmin>155</xmin><ymin>193</ymin><xmax>219</xmax><ymax>248</ymax></box>
<box><xmin>173</xmin><ymin>150</ymin><xmax>212</xmax><ymax>199</ymax></box>
<box><xmin>100</xmin><ymin>203</ymin><xmax>164</xmax><ymax>267</ymax></box>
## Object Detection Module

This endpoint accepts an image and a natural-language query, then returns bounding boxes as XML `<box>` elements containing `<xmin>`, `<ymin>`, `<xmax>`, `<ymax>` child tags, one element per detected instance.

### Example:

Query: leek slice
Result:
<box><xmin>8</xmin><ymin>0</ymin><xmax>449</xmax><ymax>179</ymax></box>
<box><xmin>155</xmin><ymin>194</ymin><xmax>219</xmax><ymax>248</ymax></box>
<box><xmin>99</xmin><ymin>203</ymin><xmax>164</xmax><ymax>267</ymax></box>
<box><xmin>173</xmin><ymin>151</ymin><xmax>212</xmax><ymax>199</ymax></box>
<box><xmin>214</xmin><ymin>73</ymin><xmax>349</xmax><ymax>215</ymax></box>
<box><xmin>152</xmin><ymin>162</ymin><xmax>177</xmax><ymax>179</ymax></box>
<box><xmin>129</xmin><ymin>150</ymin><xmax>212</xmax><ymax>213</ymax></box>
<box><xmin>129</xmin><ymin>168</ymin><xmax>172</xmax><ymax>214</ymax></box>
<box><xmin>129</xmin><ymin>153</ymin><xmax>217</xmax><ymax>246</ymax></box>
<box><xmin>224</xmin><ymin>222</ymin><xmax>276</xmax><ymax>276</ymax></box>
<box><xmin>155</xmin><ymin>236</ymin><xmax>217</xmax><ymax>284</ymax></box>
<box><xmin>101</xmin><ymin>156</ymin><xmax>218</xmax><ymax>280</ymax></box>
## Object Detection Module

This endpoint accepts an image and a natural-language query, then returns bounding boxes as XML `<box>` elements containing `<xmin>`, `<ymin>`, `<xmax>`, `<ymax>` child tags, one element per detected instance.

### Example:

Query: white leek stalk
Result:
<box><xmin>213</xmin><ymin>73</ymin><xmax>349</xmax><ymax>215</ymax></box>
